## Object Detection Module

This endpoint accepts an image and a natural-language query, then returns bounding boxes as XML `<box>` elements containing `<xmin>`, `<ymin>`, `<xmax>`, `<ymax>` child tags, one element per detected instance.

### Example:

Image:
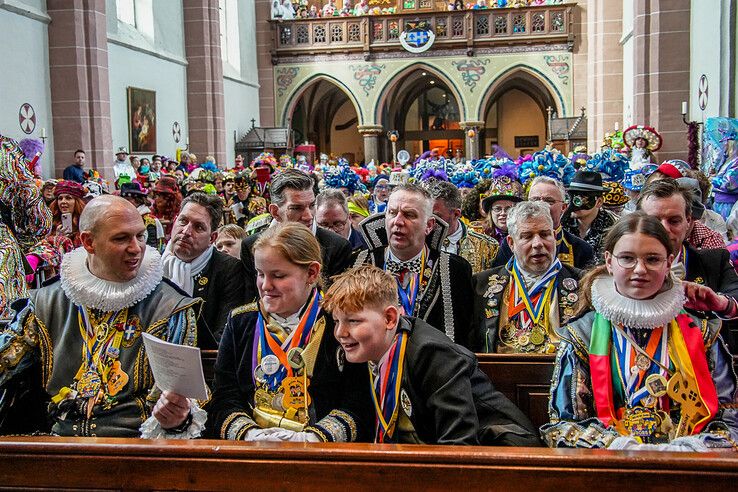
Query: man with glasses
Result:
<box><xmin>562</xmin><ymin>170</ymin><xmax>617</xmax><ymax>264</ymax></box>
<box><xmin>369</xmin><ymin>175</ymin><xmax>390</xmax><ymax>214</ymax></box>
<box><xmin>316</xmin><ymin>189</ymin><xmax>367</xmax><ymax>251</ymax></box>
<box><xmin>472</xmin><ymin>201</ymin><xmax>582</xmax><ymax>353</ymax></box>
<box><xmin>637</xmin><ymin>178</ymin><xmax>738</xmax><ymax>350</ymax></box>
<box><xmin>492</xmin><ymin>176</ymin><xmax>594</xmax><ymax>269</ymax></box>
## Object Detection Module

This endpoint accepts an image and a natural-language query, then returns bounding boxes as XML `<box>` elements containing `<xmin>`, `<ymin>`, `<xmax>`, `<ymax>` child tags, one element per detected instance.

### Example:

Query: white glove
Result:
<box><xmin>260</xmin><ymin>428</ymin><xmax>321</xmax><ymax>442</ymax></box>
<box><xmin>244</xmin><ymin>427</ymin><xmax>286</xmax><ymax>442</ymax></box>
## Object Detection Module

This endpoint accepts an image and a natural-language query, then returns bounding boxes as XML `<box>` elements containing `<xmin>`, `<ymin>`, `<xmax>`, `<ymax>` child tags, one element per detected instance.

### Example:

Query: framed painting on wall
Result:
<box><xmin>127</xmin><ymin>87</ymin><xmax>157</xmax><ymax>153</ymax></box>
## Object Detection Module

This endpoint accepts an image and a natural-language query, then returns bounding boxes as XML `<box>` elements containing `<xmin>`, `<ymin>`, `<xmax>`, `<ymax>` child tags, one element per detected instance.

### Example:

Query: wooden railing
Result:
<box><xmin>271</xmin><ymin>4</ymin><xmax>574</xmax><ymax>59</ymax></box>
<box><xmin>0</xmin><ymin>437</ymin><xmax>736</xmax><ymax>490</ymax></box>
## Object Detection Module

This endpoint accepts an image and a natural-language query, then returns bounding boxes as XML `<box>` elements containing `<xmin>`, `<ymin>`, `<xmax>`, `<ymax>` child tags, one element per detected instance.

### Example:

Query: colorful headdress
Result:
<box><xmin>324</xmin><ymin>163</ymin><xmax>366</xmax><ymax>194</ymax></box>
<box><xmin>602</xmin><ymin>181</ymin><xmax>629</xmax><ymax>206</ymax></box>
<box><xmin>623</xmin><ymin>125</ymin><xmax>663</xmax><ymax>151</ymax></box>
<box><xmin>623</xmin><ymin>169</ymin><xmax>647</xmax><ymax>191</ymax></box>
<box><xmin>449</xmin><ymin>165</ymin><xmax>480</xmax><ymax>189</ymax></box>
<box><xmin>518</xmin><ymin>149</ymin><xmax>573</xmax><ymax>185</ymax></box>
<box><xmin>482</xmin><ymin>164</ymin><xmax>524</xmax><ymax>211</ymax></box>
<box><xmin>586</xmin><ymin>149</ymin><xmax>630</xmax><ymax>182</ymax></box>
<box><xmin>252</xmin><ymin>152</ymin><xmax>278</xmax><ymax>171</ymax></box>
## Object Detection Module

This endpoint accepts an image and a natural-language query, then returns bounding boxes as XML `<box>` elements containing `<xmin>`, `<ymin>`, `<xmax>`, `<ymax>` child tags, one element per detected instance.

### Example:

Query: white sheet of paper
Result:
<box><xmin>141</xmin><ymin>333</ymin><xmax>208</xmax><ymax>400</ymax></box>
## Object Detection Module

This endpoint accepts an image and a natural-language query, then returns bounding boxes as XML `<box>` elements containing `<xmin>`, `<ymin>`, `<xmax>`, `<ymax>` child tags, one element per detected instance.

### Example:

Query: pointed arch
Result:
<box><xmin>374</xmin><ymin>62</ymin><xmax>467</xmax><ymax>125</ymax></box>
<box><xmin>281</xmin><ymin>74</ymin><xmax>364</xmax><ymax>127</ymax></box>
<box><xmin>477</xmin><ymin>65</ymin><xmax>564</xmax><ymax>122</ymax></box>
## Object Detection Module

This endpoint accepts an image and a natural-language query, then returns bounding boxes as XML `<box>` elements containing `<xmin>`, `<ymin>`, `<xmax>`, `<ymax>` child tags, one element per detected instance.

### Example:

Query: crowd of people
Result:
<box><xmin>1</xmin><ymin>122</ymin><xmax>737</xmax><ymax>452</ymax></box>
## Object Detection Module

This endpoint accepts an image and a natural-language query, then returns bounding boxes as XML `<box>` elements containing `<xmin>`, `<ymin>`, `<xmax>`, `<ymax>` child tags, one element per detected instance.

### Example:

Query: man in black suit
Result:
<box><xmin>353</xmin><ymin>183</ymin><xmax>475</xmax><ymax>349</ymax></box>
<box><xmin>492</xmin><ymin>176</ymin><xmax>594</xmax><ymax>269</ymax></box>
<box><xmin>162</xmin><ymin>192</ymin><xmax>246</xmax><ymax>349</ymax></box>
<box><xmin>240</xmin><ymin>169</ymin><xmax>352</xmax><ymax>301</ymax></box>
<box><xmin>473</xmin><ymin>201</ymin><xmax>582</xmax><ymax>353</ymax></box>
<box><xmin>637</xmin><ymin>179</ymin><xmax>738</xmax><ymax>351</ymax></box>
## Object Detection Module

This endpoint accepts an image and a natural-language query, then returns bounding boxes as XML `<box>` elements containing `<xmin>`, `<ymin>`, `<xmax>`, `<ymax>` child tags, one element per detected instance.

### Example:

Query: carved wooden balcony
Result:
<box><xmin>270</xmin><ymin>4</ymin><xmax>574</xmax><ymax>62</ymax></box>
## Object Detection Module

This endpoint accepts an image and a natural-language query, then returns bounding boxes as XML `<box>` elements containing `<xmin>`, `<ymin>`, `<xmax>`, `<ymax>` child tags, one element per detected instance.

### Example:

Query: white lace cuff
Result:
<box><xmin>139</xmin><ymin>400</ymin><xmax>207</xmax><ymax>439</ymax></box>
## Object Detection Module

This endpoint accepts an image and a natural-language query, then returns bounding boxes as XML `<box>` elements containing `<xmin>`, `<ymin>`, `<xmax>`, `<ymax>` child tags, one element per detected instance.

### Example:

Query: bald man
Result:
<box><xmin>0</xmin><ymin>196</ymin><xmax>205</xmax><ymax>438</ymax></box>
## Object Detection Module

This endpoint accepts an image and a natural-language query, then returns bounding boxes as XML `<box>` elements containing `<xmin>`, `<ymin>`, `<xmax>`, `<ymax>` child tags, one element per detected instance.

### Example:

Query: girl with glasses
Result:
<box><xmin>542</xmin><ymin>212</ymin><xmax>738</xmax><ymax>451</ymax></box>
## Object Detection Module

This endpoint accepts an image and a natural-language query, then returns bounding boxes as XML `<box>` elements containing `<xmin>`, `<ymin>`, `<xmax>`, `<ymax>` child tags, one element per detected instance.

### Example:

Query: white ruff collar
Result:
<box><xmin>591</xmin><ymin>275</ymin><xmax>685</xmax><ymax>329</ymax></box>
<box><xmin>60</xmin><ymin>246</ymin><xmax>163</xmax><ymax>312</ymax></box>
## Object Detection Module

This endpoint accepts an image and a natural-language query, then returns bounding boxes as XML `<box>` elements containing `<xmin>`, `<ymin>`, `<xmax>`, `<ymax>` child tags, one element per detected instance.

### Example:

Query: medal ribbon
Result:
<box><xmin>507</xmin><ymin>258</ymin><xmax>560</xmax><ymax>325</ymax></box>
<box><xmin>255</xmin><ymin>289</ymin><xmax>322</xmax><ymax>389</ymax></box>
<box><xmin>613</xmin><ymin>325</ymin><xmax>668</xmax><ymax>406</ymax></box>
<box><xmin>394</xmin><ymin>248</ymin><xmax>426</xmax><ymax>316</ymax></box>
<box><xmin>76</xmin><ymin>307</ymin><xmax>126</xmax><ymax>386</ymax></box>
<box><xmin>369</xmin><ymin>331</ymin><xmax>408</xmax><ymax>443</ymax></box>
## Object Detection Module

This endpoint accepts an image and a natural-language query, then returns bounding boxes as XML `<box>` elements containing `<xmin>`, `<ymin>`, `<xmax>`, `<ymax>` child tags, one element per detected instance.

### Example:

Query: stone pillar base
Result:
<box><xmin>358</xmin><ymin>125</ymin><xmax>384</xmax><ymax>165</ymax></box>
<box><xmin>460</xmin><ymin>121</ymin><xmax>485</xmax><ymax>161</ymax></box>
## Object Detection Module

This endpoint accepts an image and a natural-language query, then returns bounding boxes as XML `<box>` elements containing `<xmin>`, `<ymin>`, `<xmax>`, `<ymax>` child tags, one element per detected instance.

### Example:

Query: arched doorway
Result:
<box><xmin>289</xmin><ymin>79</ymin><xmax>362</xmax><ymax>163</ymax></box>
<box><xmin>380</xmin><ymin>69</ymin><xmax>464</xmax><ymax>163</ymax></box>
<box><xmin>480</xmin><ymin>70</ymin><xmax>558</xmax><ymax>159</ymax></box>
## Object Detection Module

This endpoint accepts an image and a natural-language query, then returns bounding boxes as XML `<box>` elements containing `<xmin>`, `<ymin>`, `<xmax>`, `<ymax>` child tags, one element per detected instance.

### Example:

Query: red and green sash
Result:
<box><xmin>589</xmin><ymin>311</ymin><xmax>719</xmax><ymax>435</ymax></box>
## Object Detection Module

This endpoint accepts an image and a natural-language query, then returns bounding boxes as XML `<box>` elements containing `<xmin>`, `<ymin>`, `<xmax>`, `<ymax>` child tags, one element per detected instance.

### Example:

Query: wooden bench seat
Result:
<box><xmin>0</xmin><ymin>437</ymin><xmax>736</xmax><ymax>490</ymax></box>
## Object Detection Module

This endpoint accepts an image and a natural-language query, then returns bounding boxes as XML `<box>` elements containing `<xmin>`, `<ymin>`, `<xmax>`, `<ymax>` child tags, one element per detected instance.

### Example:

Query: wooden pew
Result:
<box><xmin>202</xmin><ymin>350</ymin><xmax>738</xmax><ymax>431</ymax></box>
<box><xmin>0</xmin><ymin>437</ymin><xmax>736</xmax><ymax>490</ymax></box>
<box><xmin>477</xmin><ymin>354</ymin><xmax>555</xmax><ymax>429</ymax></box>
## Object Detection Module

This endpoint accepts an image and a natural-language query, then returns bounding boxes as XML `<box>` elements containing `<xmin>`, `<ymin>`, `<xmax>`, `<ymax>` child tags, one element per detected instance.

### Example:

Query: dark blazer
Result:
<box><xmin>393</xmin><ymin>317</ymin><xmax>540</xmax><ymax>445</ymax></box>
<box><xmin>348</xmin><ymin>227</ymin><xmax>367</xmax><ymax>251</ymax></box>
<box><xmin>684</xmin><ymin>244</ymin><xmax>738</xmax><ymax>352</ymax></box>
<box><xmin>471</xmin><ymin>263</ymin><xmax>582</xmax><ymax>353</ymax></box>
<box><xmin>355</xmin><ymin>247</ymin><xmax>475</xmax><ymax>350</ymax></box>
<box><xmin>492</xmin><ymin>230</ymin><xmax>594</xmax><ymax>270</ymax></box>
<box><xmin>241</xmin><ymin>225</ymin><xmax>353</xmax><ymax>302</ymax></box>
<box><xmin>193</xmin><ymin>250</ymin><xmax>248</xmax><ymax>350</ymax></box>
<box><xmin>207</xmin><ymin>308</ymin><xmax>373</xmax><ymax>441</ymax></box>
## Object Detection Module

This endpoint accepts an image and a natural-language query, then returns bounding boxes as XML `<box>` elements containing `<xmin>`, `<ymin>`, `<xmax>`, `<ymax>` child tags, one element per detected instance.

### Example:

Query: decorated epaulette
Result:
<box><xmin>230</xmin><ymin>302</ymin><xmax>258</xmax><ymax>317</ymax></box>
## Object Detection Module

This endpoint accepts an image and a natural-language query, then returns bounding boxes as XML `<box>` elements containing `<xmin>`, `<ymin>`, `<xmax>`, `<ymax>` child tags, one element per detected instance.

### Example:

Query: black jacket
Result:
<box><xmin>207</xmin><ymin>307</ymin><xmax>373</xmax><ymax>441</ymax></box>
<box><xmin>684</xmin><ymin>244</ymin><xmax>738</xmax><ymax>352</ymax></box>
<box><xmin>241</xmin><ymin>225</ymin><xmax>353</xmax><ymax>302</ymax></box>
<box><xmin>354</xmin><ymin>247</ymin><xmax>475</xmax><ymax>349</ymax></box>
<box><xmin>492</xmin><ymin>229</ymin><xmax>594</xmax><ymax>270</ymax></box>
<box><xmin>391</xmin><ymin>317</ymin><xmax>540</xmax><ymax>445</ymax></box>
<box><xmin>192</xmin><ymin>250</ymin><xmax>248</xmax><ymax>349</ymax></box>
<box><xmin>471</xmin><ymin>263</ymin><xmax>582</xmax><ymax>353</ymax></box>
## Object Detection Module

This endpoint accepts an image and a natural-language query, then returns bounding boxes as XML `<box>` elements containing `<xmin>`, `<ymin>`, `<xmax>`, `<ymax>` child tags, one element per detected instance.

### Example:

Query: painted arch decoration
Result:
<box><xmin>274</xmin><ymin>51</ymin><xmax>573</xmax><ymax>128</ymax></box>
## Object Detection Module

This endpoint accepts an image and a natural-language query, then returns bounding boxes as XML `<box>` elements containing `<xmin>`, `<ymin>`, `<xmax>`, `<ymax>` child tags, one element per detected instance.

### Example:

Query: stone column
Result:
<box><xmin>632</xmin><ymin>0</ymin><xmax>691</xmax><ymax>162</ymax></box>
<box><xmin>183</xmin><ymin>0</ymin><xmax>227</xmax><ymax>165</ymax></box>
<box><xmin>460</xmin><ymin>121</ymin><xmax>484</xmax><ymax>161</ymax></box>
<box><xmin>585</xmin><ymin>0</ymin><xmax>623</xmax><ymax>152</ymax></box>
<box><xmin>358</xmin><ymin>125</ymin><xmax>384</xmax><ymax>165</ymax></box>
<box><xmin>47</xmin><ymin>0</ymin><xmax>113</xmax><ymax>179</ymax></box>
<box><xmin>255</xmin><ymin>0</ymin><xmax>275</xmax><ymax>126</ymax></box>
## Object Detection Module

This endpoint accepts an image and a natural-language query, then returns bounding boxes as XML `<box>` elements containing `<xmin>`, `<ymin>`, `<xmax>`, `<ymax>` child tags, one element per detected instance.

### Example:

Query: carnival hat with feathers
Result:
<box><xmin>482</xmin><ymin>164</ymin><xmax>524</xmax><ymax>212</ymax></box>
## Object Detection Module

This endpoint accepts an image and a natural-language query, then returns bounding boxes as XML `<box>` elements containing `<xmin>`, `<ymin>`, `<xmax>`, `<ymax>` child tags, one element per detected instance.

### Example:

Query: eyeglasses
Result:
<box><xmin>375</xmin><ymin>185</ymin><xmax>389</xmax><ymax>191</ymax></box>
<box><xmin>612</xmin><ymin>254</ymin><xmax>667</xmax><ymax>270</ymax></box>
<box><xmin>491</xmin><ymin>206</ymin><xmax>512</xmax><ymax>214</ymax></box>
<box><xmin>529</xmin><ymin>197</ymin><xmax>565</xmax><ymax>206</ymax></box>
<box><xmin>319</xmin><ymin>219</ymin><xmax>348</xmax><ymax>230</ymax></box>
